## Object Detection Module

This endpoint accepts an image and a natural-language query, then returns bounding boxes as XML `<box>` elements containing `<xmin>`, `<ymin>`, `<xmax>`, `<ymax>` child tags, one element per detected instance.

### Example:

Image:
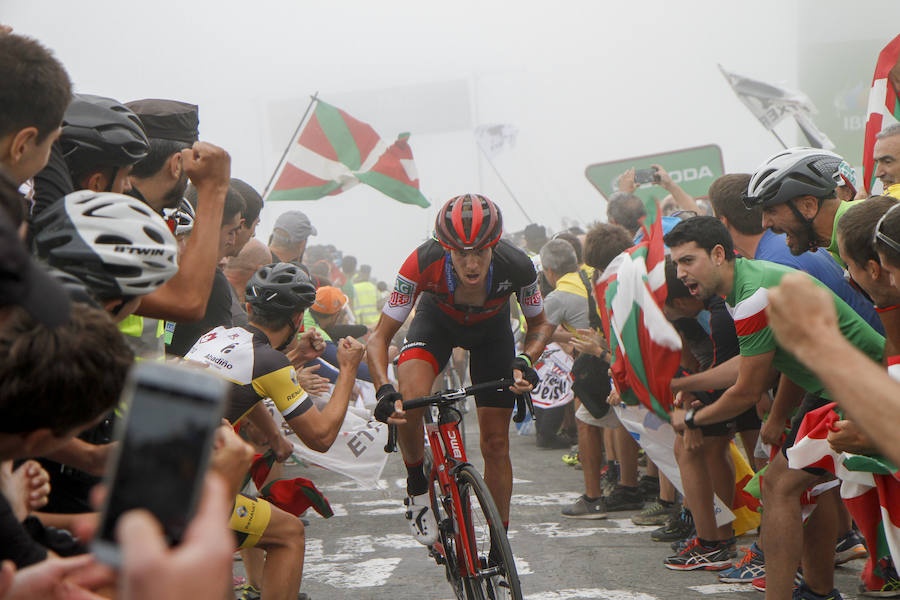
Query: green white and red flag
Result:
<box><xmin>267</xmin><ymin>100</ymin><xmax>429</xmax><ymax>207</ymax></box>
<box><xmin>595</xmin><ymin>198</ymin><xmax>682</xmax><ymax>421</ymax></box>
<box><xmin>787</xmin><ymin>402</ymin><xmax>900</xmax><ymax>591</ymax></box>
<box><xmin>355</xmin><ymin>133</ymin><xmax>429</xmax><ymax>207</ymax></box>
<box><xmin>862</xmin><ymin>34</ymin><xmax>900</xmax><ymax>194</ymax></box>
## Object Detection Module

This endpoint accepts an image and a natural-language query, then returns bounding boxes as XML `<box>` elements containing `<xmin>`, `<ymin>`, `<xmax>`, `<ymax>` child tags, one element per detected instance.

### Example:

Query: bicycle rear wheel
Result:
<box><xmin>455</xmin><ymin>464</ymin><xmax>522</xmax><ymax>600</ymax></box>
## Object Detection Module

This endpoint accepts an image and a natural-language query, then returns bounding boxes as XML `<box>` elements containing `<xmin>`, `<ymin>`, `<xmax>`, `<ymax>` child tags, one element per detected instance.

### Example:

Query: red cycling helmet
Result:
<box><xmin>434</xmin><ymin>194</ymin><xmax>503</xmax><ymax>251</ymax></box>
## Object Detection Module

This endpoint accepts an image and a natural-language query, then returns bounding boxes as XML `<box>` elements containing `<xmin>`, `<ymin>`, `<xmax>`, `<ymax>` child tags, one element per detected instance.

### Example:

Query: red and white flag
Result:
<box><xmin>862</xmin><ymin>34</ymin><xmax>900</xmax><ymax>194</ymax></box>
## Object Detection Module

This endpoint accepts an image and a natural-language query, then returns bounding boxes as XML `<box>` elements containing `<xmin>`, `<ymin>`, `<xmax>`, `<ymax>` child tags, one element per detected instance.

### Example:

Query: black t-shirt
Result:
<box><xmin>0</xmin><ymin>494</ymin><xmax>47</xmax><ymax>568</ymax></box>
<box><xmin>31</xmin><ymin>141</ymin><xmax>74</xmax><ymax>221</ymax></box>
<box><xmin>167</xmin><ymin>268</ymin><xmax>234</xmax><ymax>356</ymax></box>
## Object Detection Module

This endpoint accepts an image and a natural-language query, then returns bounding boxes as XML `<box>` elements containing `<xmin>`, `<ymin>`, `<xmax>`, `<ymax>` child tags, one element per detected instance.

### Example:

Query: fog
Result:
<box><xmin>6</xmin><ymin>0</ymin><xmax>898</xmax><ymax>280</ymax></box>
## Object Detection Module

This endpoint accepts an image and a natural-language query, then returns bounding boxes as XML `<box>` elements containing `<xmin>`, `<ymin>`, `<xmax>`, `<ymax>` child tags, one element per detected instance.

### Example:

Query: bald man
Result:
<box><xmin>224</xmin><ymin>238</ymin><xmax>272</xmax><ymax>327</ymax></box>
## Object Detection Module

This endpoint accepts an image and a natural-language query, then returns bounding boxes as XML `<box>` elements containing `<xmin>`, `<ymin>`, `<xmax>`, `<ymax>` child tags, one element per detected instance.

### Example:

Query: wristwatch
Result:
<box><xmin>684</xmin><ymin>407</ymin><xmax>699</xmax><ymax>429</ymax></box>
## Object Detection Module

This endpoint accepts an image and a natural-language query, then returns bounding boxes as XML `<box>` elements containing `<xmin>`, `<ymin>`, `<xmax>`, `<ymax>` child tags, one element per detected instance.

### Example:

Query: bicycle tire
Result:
<box><xmin>429</xmin><ymin>467</ymin><xmax>466</xmax><ymax>599</ymax></box>
<box><xmin>455</xmin><ymin>464</ymin><xmax>522</xmax><ymax>600</ymax></box>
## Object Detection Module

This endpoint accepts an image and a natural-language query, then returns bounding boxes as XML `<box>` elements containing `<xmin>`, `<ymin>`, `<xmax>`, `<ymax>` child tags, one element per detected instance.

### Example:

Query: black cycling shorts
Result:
<box><xmin>399</xmin><ymin>294</ymin><xmax>515</xmax><ymax>409</ymax></box>
<box><xmin>781</xmin><ymin>393</ymin><xmax>830</xmax><ymax>476</ymax></box>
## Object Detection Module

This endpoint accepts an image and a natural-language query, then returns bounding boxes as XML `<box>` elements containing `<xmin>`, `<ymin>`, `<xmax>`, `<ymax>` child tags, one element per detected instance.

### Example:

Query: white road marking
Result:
<box><xmin>687</xmin><ymin>583</ymin><xmax>756</xmax><ymax>594</ymax></box>
<box><xmin>525</xmin><ymin>589</ymin><xmax>659</xmax><ymax>600</ymax></box>
<box><xmin>512</xmin><ymin>492</ymin><xmax>582</xmax><ymax>506</ymax></box>
<box><xmin>522</xmin><ymin>520</ymin><xmax>649</xmax><ymax>537</ymax></box>
<box><xmin>304</xmin><ymin>557</ymin><xmax>402</xmax><ymax>588</ymax></box>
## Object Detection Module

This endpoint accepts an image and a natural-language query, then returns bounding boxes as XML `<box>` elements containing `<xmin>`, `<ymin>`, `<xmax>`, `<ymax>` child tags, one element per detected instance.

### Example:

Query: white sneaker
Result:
<box><xmin>404</xmin><ymin>493</ymin><xmax>438</xmax><ymax>546</ymax></box>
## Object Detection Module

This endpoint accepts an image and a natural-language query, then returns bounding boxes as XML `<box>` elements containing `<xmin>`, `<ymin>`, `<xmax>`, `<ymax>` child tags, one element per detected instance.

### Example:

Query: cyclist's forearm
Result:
<box><xmin>317</xmin><ymin>368</ymin><xmax>355</xmax><ymax>449</ymax></box>
<box><xmin>522</xmin><ymin>321</ymin><xmax>553</xmax><ymax>363</ymax></box>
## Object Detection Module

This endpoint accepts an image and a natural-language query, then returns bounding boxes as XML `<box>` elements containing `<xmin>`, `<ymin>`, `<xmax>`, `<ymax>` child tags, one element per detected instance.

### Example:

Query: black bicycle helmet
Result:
<box><xmin>59</xmin><ymin>93</ymin><xmax>150</xmax><ymax>177</ymax></box>
<box><xmin>245</xmin><ymin>262</ymin><xmax>317</xmax><ymax>318</ymax></box>
<box><xmin>743</xmin><ymin>147</ymin><xmax>844</xmax><ymax>209</ymax></box>
<box><xmin>434</xmin><ymin>194</ymin><xmax>503</xmax><ymax>251</ymax></box>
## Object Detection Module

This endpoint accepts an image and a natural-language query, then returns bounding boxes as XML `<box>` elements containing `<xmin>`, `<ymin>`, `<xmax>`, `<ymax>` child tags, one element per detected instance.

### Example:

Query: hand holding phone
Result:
<box><xmin>92</xmin><ymin>362</ymin><xmax>227</xmax><ymax>566</ymax></box>
<box><xmin>633</xmin><ymin>167</ymin><xmax>660</xmax><ymax>185</ymax></box>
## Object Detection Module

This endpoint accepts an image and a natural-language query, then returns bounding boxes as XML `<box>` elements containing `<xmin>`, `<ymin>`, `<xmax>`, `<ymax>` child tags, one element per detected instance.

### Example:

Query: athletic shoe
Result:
<box><xmin>651</xmin><ymin>508</ymin><xmax>695</xmax><ymax>542</ymax></box>
<box><xmin>234</xmin><ymin>584</ymin><xmax>261</xmax><ymax>600</ymax></box>
<box><xmin>718</xmin><ymin>542</ymin><xmax>765</xmax><ymax>583</ymax></box>
<box><xmin>859</xmin><ymin>578</ymin><xmax>900</xmax><ymax>597</ymax></box>
<box><xmin>792</xmin><ymin>582</ymin><xmax>843</xmax><ymax>599</ymax></box>
<box><xmin>671</xmin><ymin>534</ymin><xmax>735</xmax><ymax>555</ymax></box>
<box><xmin>598</xmin><ymin>463</ymin><xmax>620</xmax><ymax>497</ymax></box>
<box><xmin>561</xmin><ymin>451</ymin><xmax>579</xmax><ymax>466</ymax></box>
<box><xmin>835</xmin><ymin>529</ymin><xmax>868</xmax><ymax>565</ymax></box>
<box><xmin>637</xmin><ymin>475</ymin><xmax>660</xmax><ymax>501</ymax></box>
<box><xmin>632</xmin><ymin>500</ymin><xmax>679</xmax><ymax>526</ymax></box>
<box><xmin>561</xmin><ymin>494</ymin><xmax>608</xmax><ymax>519</ymax></box>
<box><xmin>663</xmin><ymin>537</ymin><xmax>733</xmax><ymax>571</ymax></box>
<box><xmin>404</xmin><ymin>493</ymin><xmax>438</xmax><ymax>545</ymax></box>
<box><xmin>603</xmin><ymin>484</ymin><xmax>644</xmax><ymax>511</ymax></box>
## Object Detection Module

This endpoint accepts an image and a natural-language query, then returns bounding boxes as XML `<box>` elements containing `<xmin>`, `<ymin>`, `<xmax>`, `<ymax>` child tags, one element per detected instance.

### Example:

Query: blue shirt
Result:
<box><xmin>754</xmin><ymin>229</ymin><xmax>883</xmax><ymax>334</ymax></box>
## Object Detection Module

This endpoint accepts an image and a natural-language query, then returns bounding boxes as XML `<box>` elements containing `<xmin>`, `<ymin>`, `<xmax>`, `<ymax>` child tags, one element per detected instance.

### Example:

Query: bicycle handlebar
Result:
<box><xmin>382</xmin><ymin>378</ymin><xmax>533</xmax><ymax>453</ymax></box>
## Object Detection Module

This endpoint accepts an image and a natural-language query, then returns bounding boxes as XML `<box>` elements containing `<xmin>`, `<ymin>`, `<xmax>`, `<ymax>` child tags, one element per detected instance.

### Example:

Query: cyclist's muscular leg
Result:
<box><xmin>253</xmin><ymin>505</ymin><xmax>305</xmax><ymax>600</ymax></box>
<box><xmin>477</xmin><ymin>406</ymin><xmax>514</xmax><ymax>523</ymax></box>
<box><xmin>231</xmin><ymin>496</ymin><xmax>305</xmax><ymax>600</ymax></box>
<box><xmin>396</xmin><ymin>358</ymin><xmax>438</xmax><ymax>484</ymax></box>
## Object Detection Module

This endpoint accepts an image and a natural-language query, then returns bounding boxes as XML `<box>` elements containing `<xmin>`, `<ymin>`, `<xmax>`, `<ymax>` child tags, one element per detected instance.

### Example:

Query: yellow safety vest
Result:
<box><xmin>352</xmin><ymin>280</ymin><xmax>380</xmax><ymax>327</ymax></box>
<box><xmin>118</xmin><ymin>315</ymin><xmax>166</xmax><ymax>361</ymax></box>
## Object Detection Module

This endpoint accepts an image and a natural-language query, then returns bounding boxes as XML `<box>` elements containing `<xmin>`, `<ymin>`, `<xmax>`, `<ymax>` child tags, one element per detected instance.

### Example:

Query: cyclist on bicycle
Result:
<box><xmin>369</xmin><ymin>194</ymin><xmax>553</xmax><ymax>546</ymax></box>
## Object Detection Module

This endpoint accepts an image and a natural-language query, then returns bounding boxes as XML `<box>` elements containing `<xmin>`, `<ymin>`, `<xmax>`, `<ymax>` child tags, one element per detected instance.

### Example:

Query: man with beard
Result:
<box><xmin>120</xmin><ymin>99</ymin><xmax>233</xmax><ymax>326</ymax></box>
<box><xmin>749</xmin><ymin>147</ymin><xmax>861</xmax><ymax>269</ymax></box>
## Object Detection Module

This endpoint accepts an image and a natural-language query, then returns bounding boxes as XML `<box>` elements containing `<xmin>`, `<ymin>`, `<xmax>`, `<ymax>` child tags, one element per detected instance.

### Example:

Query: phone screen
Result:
<box><xmin>98</xmin><ymin>385</ymin><xmax>218</xmax><ymax>547</ymax></box>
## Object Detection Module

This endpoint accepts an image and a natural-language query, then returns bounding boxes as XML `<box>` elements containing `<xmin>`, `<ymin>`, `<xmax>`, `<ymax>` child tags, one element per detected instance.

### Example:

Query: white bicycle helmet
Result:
<box><xmin>743</xmin><ymin>147</ymin><xmax>845</xmax><ymax>209</ymax></box>
<box><xmin>162</xmin><ymin>197</ymin><xmax>195</xmax><ymax>236</ymax></box>
<box><xmin>33</xmin><ymin>191</ymin><xmax>178</xmax><ymax>299</ymax></box>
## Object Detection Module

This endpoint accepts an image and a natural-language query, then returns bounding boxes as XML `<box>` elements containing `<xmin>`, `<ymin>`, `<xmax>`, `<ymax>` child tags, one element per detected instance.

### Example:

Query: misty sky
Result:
<box><xmin>6</xmin><ymin>1</ymin><xmax>898</xmax><ymax>280</ymax></box>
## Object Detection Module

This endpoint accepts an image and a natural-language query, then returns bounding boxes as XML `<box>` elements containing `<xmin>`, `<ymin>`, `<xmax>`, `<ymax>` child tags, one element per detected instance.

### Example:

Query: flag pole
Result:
<box><xmin>476</xmin><ymin>141</ymin><xmax>533</xmax><ymax>223</ymax></box>
<box><xmin>263</xmin><ymin>92</ymin><xmax>319</xmax><ymax>199</ymax></box>
<box><xmin>769</xmin><ymin>128</ymin><xmax>789</xmax><ymax>150</ymax></box>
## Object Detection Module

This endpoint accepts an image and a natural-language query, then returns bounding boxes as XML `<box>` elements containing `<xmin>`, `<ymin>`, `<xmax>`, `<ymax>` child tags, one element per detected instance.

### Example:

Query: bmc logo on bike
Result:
<box><xmin>446</xmin><ymin>429</ymin><xmax>463</xmax><ymax>459</ymax></box>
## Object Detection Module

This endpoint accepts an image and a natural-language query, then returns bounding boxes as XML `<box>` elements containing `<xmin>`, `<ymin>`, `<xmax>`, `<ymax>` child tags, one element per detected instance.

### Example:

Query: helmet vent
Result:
<box><xmin>95</xmin><ymin>234</ymin><xmax>132</xmax><ymax>245</ymax></box>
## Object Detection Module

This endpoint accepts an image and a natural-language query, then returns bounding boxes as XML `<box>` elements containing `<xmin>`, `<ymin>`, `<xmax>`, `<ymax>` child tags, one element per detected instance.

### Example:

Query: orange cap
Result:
<box><xmin>312</xmin><ymin>286</ymin><xmax>347</xmax><ymax>315</ymax></box>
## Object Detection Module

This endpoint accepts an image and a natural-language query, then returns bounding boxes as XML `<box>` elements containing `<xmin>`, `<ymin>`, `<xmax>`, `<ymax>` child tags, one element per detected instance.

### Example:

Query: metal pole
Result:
<box><xmin>263</xmin><ymin>92</ymin><xmax>319</xmax><ymax>199</ymax></box>
<box><xmin>476</xmin><ymin>141</ymin><xmax>532</xmax><ymax>224</ymax></box>
<box><xmin>769</xmin><ymin>127</ymin><xmax>789</xmax><ymax>150</ymax></box>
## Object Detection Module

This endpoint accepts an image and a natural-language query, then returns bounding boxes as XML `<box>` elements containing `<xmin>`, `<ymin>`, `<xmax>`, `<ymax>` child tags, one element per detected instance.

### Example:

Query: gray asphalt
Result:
<box><xmin>238</xmin><ymin>416</ymin><xmax>867</xmax><ymax>600</ymax></box>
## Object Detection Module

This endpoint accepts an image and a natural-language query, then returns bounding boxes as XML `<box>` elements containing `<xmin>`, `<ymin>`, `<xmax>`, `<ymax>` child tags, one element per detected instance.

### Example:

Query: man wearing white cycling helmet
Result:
<box><xmin>745</xmin><ymin>147</ymin><xmax>861</xmax><ymax>267</ymax></box>
<box><xmin>31</xmin><ymin>190</ymin><xmax>180</xmax><ymax>516</ymax></box>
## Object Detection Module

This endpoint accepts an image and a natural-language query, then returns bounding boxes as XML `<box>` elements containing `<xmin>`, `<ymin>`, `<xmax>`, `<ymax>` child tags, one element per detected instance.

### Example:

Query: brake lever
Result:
<box><xmin>384</xmin><ymin>423</ymin><xmax>398</xmax><ymax>453</ymax></box>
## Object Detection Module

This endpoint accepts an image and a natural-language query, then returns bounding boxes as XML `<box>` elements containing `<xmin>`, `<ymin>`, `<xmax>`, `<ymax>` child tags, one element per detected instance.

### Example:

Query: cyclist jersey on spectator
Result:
<box><xmin>185</xmin><ymin>325</ymin><xmax>312</xmax><ymax>423</ymax></box>
<box><xmin>383</xmin><ymin>237</ymin><xmax>543</xmax><ymax>326</ymax></box>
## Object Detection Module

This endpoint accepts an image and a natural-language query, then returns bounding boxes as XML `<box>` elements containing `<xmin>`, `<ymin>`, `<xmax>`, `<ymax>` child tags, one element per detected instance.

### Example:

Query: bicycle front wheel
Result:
<box><xmin>455</xmin><ymin>464</ymin><xmax>522</xmax><ymax>600</ymax></box>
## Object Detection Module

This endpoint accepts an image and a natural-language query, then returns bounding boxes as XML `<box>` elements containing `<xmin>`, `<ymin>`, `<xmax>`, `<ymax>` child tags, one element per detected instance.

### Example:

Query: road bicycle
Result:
<box><xmin>384</xmin><ymin>379</ymin><xmax>531</xmax><ymax>600</ymax></box>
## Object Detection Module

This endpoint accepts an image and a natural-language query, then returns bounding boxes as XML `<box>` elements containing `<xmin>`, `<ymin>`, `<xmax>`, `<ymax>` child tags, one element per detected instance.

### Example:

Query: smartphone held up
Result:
<box><xmin>633</xmin><ymin>166</ymin><xmax>660</xmax><ymax>185</ymax></box>
<box><xmin>92</xmin><ymin>361</ymin><xmax>228</xmax><ymax>566</ymax></box>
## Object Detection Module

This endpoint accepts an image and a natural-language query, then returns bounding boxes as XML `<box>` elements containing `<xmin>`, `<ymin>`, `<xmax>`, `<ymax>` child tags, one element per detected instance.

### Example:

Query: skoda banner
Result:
<box><xmin>585</xmin><ymin>144</ymin><xmax>725</xmax><ymax>202</ymax></box>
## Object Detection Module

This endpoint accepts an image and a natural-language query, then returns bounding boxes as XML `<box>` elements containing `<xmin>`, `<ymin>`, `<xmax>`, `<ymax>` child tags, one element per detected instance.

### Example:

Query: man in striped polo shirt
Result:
<box><xmin>664</xmin><ymin>216</ymin><xmax>884</xmax><ymax>600</ymax></box>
